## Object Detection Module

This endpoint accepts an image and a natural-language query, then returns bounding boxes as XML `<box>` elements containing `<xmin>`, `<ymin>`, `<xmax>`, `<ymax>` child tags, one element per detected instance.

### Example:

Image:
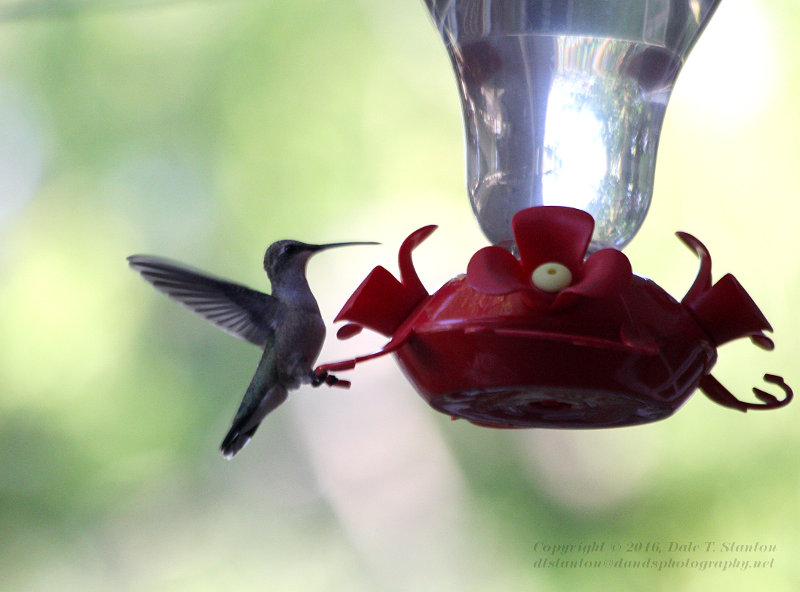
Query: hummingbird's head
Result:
<box><xmin>263</xmin><ymin>239</ymin><xmax>378</xmax><ymax>281</ymax></box>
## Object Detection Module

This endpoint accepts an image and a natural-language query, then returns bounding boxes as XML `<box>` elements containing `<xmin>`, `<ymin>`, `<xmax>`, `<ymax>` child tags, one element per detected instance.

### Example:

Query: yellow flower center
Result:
<box><xmin>531</xmin><ymin>262</ymin><xmax>572</xmax><ymax>293</ymax></box>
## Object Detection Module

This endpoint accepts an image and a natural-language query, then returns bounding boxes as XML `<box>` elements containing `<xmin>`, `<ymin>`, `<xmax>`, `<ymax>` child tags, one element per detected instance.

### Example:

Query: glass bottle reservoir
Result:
<box><xmin>423</xmin><ymin>0</ymin><xmax>723</xmax><ymax>251</ymax></box>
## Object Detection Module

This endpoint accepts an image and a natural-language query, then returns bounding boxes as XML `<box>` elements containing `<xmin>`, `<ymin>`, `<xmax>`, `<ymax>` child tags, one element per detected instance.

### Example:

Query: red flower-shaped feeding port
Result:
<box><xmin>466</xmin><ymin>207</ymin><xmax>632</xmax><ymax>311</ymax></box>
<box><xmin>317</xmin><ymin>207</ymin><xmax>791</xmax><ymax>428</ymax></box>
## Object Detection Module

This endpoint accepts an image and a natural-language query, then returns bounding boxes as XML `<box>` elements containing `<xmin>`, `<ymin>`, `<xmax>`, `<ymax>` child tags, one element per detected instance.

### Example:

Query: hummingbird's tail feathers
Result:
<box><xmin>220</xmin><ymin>425</ymin><xmax>258</xmax><ymax>459</ymax></box>
<box><xmin>220</xmin><ymin>383</ymin><xmax>288</xmax><ymax>459</ymax></box>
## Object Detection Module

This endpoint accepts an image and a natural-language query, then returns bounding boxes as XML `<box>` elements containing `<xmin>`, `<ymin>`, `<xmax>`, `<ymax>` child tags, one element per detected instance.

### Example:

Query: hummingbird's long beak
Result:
<box><xmin>309</xmin><ymin>241</ymin><xmax>380</xmax><ymax>253</ymax></box>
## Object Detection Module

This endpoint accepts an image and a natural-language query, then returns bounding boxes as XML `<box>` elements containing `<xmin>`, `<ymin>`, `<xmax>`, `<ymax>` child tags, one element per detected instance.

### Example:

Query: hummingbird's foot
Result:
<box><xmin>311</xmin><ymin>369</ymin><xmax>327</xmax><ymax>386</ymax></box>
<box><xmin>311</xmin><ymin>369</ymin><xmax>351</xmax><ymax>389</ymax></box>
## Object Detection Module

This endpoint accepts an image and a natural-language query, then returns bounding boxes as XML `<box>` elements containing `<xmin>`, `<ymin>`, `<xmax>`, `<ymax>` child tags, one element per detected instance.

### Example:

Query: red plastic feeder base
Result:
<box><xmin>317</xmin><ymin>208</ymin><xmax>791</xmax><ymax>428</ymax></box>
<box><xmin>390</xmin><ymin>275</ymin><xmax>714</xmax><ymax>428</ymax></box>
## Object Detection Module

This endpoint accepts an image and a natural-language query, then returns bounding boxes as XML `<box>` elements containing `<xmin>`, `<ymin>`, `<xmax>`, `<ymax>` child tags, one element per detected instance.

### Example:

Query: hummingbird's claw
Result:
<box><xmin>324</xmin><ymin>373</ymin><xmax>351</xmax><ymax>389</ymax></box>
<box><xmin>311</xmin><ymin>369</ymin><xmax>327</xmax><ymax>386</ymax></box>
<box><xmin>311</xmin><ymin>369</ymin><xmax>351</xmax><ymax>389</ymax></box>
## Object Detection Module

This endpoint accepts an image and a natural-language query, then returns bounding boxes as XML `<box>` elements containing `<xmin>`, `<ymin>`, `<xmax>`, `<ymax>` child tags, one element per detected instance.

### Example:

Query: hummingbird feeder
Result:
<box><xmin>316</xmin><ymin>0</ymin><xmax>792</xmax><ymax>427</ymax></box>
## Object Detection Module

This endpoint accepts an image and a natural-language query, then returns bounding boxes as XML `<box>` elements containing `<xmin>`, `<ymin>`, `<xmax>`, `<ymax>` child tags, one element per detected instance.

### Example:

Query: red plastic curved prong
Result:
<box><xmin>676</xmin><ymin>231</ymin><xmax>712</xmax><ymax>306</ymax></box>
<box><xmin>398</xmin><ymin>225</ymin><xmax>437</xmax><ymax>300</ymax></box>
<box><xmin>699</xmin><ymin>373</ymin><xmax>793</xmax><ymax>412</ymax></box>
<box><xmin>315</xmin><ymin>329</ymin><xmax>413</xmax><ymax>377</ymax></box>
<box><xmin>752</xmin><ymin>374</ymin><xmax>793</xmax><ymax>408</ymax></box>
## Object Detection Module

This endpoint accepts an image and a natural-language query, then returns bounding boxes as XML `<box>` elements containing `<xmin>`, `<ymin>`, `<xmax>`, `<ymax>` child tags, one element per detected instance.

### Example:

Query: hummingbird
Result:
<box><xmin>127</xmin><ymin>239</ymin><xmax>377</xmax><ymax>458</ymax></box>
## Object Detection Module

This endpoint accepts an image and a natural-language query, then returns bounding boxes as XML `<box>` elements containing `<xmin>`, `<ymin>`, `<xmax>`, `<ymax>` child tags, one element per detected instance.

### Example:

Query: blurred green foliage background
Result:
<box><xmin>0</xmin><ymin>0</ymin><xmax>798</xmax><ymax>590</ymax></box>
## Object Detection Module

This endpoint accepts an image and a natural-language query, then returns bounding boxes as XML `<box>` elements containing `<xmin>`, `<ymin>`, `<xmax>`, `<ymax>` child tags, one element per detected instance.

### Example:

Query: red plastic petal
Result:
<box><xmin>334</xmin><ymin>226</ymin><xmax>436</xmax><ymax>337</ymax></box>
<box><xmin>512</xmin><ymin>207</ymin><xmax>594</xmax><ymax>273</ymax></box>
<box><xmin>466</xmin><ymin>246</ymin><xmax>528</xmax><ymax>295</ymax></box>
<box><xmin>684</xmin><ymin>272</ymin><xmax>772</xmax><ymax>347</ymax></box>
<box><xmin>554</xmin><ymin>248</ymin><xmax>632</xmax><ymax>308</ymax></box>
<box><xmin>677</xmin><ymin>232</ymin><xmax>773</xmax><ymax>347</ymax></box>
<box><xmin>334</xmin><ymin>266</ymin><xmax>424</xmax><ymax>337</ymax></box>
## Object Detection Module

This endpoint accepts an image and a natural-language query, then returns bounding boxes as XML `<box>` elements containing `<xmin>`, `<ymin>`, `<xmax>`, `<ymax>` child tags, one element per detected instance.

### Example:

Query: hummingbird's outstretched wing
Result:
<box><xmin>127</xmin><ymin>255</ymin><xmax>278</xmax><ymax>347</ymax></box>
